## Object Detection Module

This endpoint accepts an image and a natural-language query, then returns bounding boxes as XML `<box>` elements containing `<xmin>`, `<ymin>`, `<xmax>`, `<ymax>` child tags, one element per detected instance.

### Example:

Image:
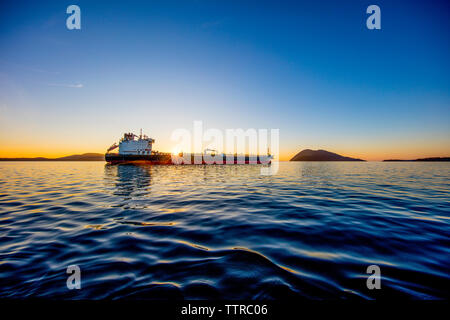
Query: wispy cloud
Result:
<box><xmin>0</xmin><ymin>61</ymin><xmax>81</xmax><ymax>88</ymax></box>
<box><xmin>47</xmin><ymin>83</ymin><xmax>83</xmax><ymax>88</ymax></box>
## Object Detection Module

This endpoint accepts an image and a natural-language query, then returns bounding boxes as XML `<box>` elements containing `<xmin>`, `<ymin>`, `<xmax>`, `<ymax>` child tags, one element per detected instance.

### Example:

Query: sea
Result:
<box><xmin>0</xmin><ymin>161</ymin><xmax>448</xmax><ymax>299</ymax></box>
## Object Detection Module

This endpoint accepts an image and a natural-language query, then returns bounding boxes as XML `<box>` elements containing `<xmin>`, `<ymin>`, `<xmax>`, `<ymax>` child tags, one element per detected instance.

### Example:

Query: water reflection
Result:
<box><xmin>104</xmin><ymin>164</ymin><xmax>153</xmax><ymax>203</ymax></box>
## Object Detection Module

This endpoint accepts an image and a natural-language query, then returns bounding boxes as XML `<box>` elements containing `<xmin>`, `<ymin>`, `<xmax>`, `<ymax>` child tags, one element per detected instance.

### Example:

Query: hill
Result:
<box><xmin>290</xmin><ymin>149</ymin><xmax>365</xmax><ymax>161</ymax></box>
<box><xmin>55</xmin><ymin>153</ymin><xmax>105</xmax><ymax>161</ymax></box>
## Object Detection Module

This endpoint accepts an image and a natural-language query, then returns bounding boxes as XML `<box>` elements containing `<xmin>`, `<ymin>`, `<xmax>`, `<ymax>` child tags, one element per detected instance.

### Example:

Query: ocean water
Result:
<box><xmin>0</xmin><ymin>161</ymin><xmax>448</xmax><ymax>299</ymax></box>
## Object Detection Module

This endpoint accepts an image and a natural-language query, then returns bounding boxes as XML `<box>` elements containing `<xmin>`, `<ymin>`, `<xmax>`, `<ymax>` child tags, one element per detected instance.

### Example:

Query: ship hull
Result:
<box><xmin>105</xmin><ymin>153</ymin><xmax>172</xmax><ymax>165</ymax></box>
<box><xmin>105</xmin><ymin>153</ymin><xmax>272</xmax><ymax>165</ymax></box>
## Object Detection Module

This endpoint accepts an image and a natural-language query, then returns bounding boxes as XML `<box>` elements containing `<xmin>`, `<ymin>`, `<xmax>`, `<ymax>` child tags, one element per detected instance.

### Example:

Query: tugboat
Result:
<box><xmin>105</xmin><ymin>131</ymin><xmax>273</xmax><ymax>165</ymax></box>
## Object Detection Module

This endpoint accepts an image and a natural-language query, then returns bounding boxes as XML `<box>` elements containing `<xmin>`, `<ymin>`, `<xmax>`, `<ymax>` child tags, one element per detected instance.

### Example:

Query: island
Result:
<box><xmin>383</xmin><ymin>157</ymin><xmax>450</xmax><ymax>162</ymax></box>
<box><xmin>290</xmin><ymin>149</ymin><xmax>365</xmax><ymax>161</ymax></box>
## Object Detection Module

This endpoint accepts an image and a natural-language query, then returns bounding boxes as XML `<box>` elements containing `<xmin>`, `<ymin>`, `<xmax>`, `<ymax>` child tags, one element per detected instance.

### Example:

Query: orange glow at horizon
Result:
<box><xmin>1</xmin><ymin>123</ymin><xmax>449</xmax><ymax>161</ymax></box>
<box><xmin>280</xmin><ymin>144</ymin><xmax>450</xmax><ymax>161</ymax></box>
<box><xmin>1</xmin><ymin>143</ymin><xmax>449</xmax><ymax>162</ymax></box>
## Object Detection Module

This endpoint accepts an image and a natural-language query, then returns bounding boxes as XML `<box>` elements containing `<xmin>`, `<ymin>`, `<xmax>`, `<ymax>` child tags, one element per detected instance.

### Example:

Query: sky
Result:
<box><xmin>0</xmin><ymin>0</ymin><xmax>449</xmax><ymax>161</ymax></box>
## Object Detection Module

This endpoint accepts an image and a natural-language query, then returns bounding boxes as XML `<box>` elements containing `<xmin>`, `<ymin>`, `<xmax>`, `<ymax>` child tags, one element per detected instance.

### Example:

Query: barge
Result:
<box><xmin>105</xmin><ymin>131</ymin><xmax>273</xmax><ymax>165</ymax></box>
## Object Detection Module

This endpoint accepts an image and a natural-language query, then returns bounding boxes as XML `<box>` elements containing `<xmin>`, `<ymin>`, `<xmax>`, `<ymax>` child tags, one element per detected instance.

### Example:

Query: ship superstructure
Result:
<box><xmin>108</xmin><ymin>131</ymin><xmax>155</xmax><ymax>155</ymax></box>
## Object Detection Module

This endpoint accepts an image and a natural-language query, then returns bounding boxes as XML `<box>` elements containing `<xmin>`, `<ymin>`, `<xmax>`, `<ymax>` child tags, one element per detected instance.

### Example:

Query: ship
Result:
<box><xmin>105</xmin><ymin>131</ymin><xmax>273</xmax><ymax>165</ymax></box>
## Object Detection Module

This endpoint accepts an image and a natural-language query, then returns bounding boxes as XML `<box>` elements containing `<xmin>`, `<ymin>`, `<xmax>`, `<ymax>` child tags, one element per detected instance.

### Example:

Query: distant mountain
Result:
<box><xmin>290</xmin><ymin>149</ymin><xmax>365</xmax><ymax>161</ymax></box>
<box><xmin>0</xmin><ymin>153</ymin><xmax>104</xmax><ymax>161</ymax></box>
<box><xmin>55</xmin><ymin>153</ymin><xmax>105</xmax><ymax>161</ymax></box>
<box><xmin>384</xmin><ymin>157</ymin><xmax>450</xmax><ymax>162</ymax></box>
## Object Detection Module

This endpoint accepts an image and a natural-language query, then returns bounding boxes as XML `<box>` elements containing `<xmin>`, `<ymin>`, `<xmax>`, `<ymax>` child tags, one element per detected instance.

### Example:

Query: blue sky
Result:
<box><xmin>0</xmin><ymin>0</ymin><xmax>449</xmax><ymax>159</ymax></box>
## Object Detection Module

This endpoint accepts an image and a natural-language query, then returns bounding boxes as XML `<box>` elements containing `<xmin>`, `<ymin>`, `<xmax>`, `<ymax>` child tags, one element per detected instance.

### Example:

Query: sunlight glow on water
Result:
<box><xmin>0</xmin><ymin>161</ymin><xmax>449</xmax><ymax>299</ymax></box>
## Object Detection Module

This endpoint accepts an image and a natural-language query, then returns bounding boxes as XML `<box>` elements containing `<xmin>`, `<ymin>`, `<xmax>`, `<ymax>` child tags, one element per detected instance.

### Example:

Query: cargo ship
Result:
<box><xmin>105</xmin><ymin>131</ymin><xmax>273</xmax><ymax>165</ymax></box>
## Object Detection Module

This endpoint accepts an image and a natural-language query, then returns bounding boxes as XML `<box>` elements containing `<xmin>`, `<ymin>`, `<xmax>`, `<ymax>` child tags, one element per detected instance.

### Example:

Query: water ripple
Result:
<box><xmin>0</xmin><ymin>161</ymin><xmax>449</xmax><ymax>299</ymax></box>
